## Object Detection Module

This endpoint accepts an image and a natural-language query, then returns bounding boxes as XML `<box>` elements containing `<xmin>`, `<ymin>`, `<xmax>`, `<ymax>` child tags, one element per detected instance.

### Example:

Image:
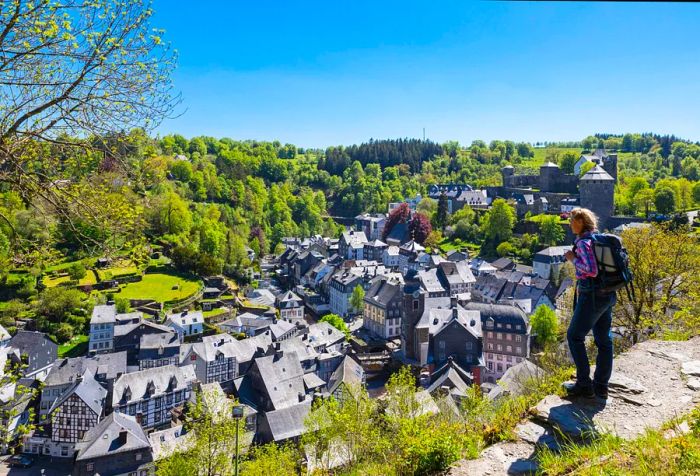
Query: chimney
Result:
<box><xmin>118</xmin><ymin>429</ymin><xmax>128</xmax><ymax>445</ymax></box>
<box><xmin>275</xmin><ymin>342</ymin><xmax>281</xmax><ymax>351</ymax></box>
<box><xmin>450</xmin><ymin>296</ymin><xmax>458</xmax><ymax>308</ymax></box>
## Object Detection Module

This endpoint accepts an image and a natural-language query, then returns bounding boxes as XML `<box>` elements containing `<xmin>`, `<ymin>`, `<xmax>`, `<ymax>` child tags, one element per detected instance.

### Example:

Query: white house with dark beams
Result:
<box><xmin>113</xmin><ymin>365</ymin><xmax>196</xmax><ymax>429</ymax></box>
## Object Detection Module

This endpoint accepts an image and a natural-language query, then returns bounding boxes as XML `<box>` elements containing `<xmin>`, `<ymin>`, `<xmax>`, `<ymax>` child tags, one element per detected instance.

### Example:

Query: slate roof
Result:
<box><xmin>418</xmin><ymin>268</ymin><xmax>445</xmax><ymax>294</ymax></box>
<box><xmin>113</xmin><ymin>319</ymin><xmax>172</xmax><ymax>338</ymax></box>
<box><xmin>165</xmin><ymin>310</ymin><xmax>203</xmax><ymax>328</ymax></box>
<box><xmin>247</xmin><ymin>289</ymin><xmax>276</xmax><ymax>307</ymax></box>
<box><xmin>438</xmin><ymin>261</ymin><xmax>476</xmax><ymax>286</ymax></box>
<box><xmin>364</xmin><ymin>277</ymin><xmax>401</xmax><ymax>309</ymax></box>
<box><xmin>264</xmin><ymin>401</ymin><xmax>312</xmax><ymax>442</ymax></box>
<box><xmin>421</xmin><ymin>307</ymin><xmax>482</xmax><ymax>338</ymax></box>
<box><xmin>45</xmin><ymin>352</ymin><xmax>127</xmax><ymax>387</ymax></box>
<box><xmin>253</xmin><ymin>352</ymin><xmax>306</xmax><ymax>410</ymax></box>
<box><xmin>580</xmin><ymin>164</ymin><xmax>614</xmax><ymax>181</ymax></box>
<box><xmin>400</xmin><ymin>240</ymin><xmax>425</xmax><ymax>254</ymax></box>
<box><xmin>490</xmin><ymin>257</ymin><xmax>515</xmax><ymax>271</ymax></box>
<box><xmin>427</xmin><ymin>359</ymin><xmax>473</xmax><ymax>396</ymax></box>
<box><xmin>181</xmin><ymin>334</ymin><xmax>240</xmax><ymax>363</ymax></box>
<box><xmin>91</xmin><ymin>304</ymin><xmax>117</xmax><ymax>325</ymax></box>
<box><xmin>302</xmin><ymin>373</ymin><xmax>326</xmax><ymax>391</ymax></box>
<box><xmin>49</xmin><ymin>369</ymin><xmax>107</xmax><ymax>416</ymax></box>
<box><xmin>327</xmin><ymin>355</ymin><xmax>364</xmax><ymax>395</ymax></box>
<box><xmin>75</xmin><ymin>412</ymin><xmax>151</xmax><ymax>461</ymax></box>
<box><xmin>140</xmin><ymin>332</ymin><xmax>180</xmax><ymax>350</ymax></box>
<box><xmin>386</xmin><ymin>222</ymin><xmax>408</xmax><ymax>244</ymax></box>
<box><xmin>277</xmin><ymin>291</ymin><xmax>303</xmax><ymax>309</ymax></box>
<box><xmin>8</xmin><ymin>330</ymin><xmax>57</xmax><ymax>375</ymax></box>
<box><xmin>341</xmin><ymin>230</ymin><xmax>368</xmax><ymax>247</ymax></box>
<box><xmin>269</xmin><ymin>320</ymin><xmax>297</xmax><ymax>341</ymax></box>
<box><xmin>533</xmin><ymin>246</ymin><xmax>570</xmax><ymax>264</ymax></box>
<box><xmin>488</xmin><ymin>360</ymin><xmax>544</xmax><ymax>400</ymax></box>
<box><xmin>113</xmin><ymin>365</ymin><xmax>195</xmax><ymax>406</ymax></box>
<box><xmin>306</xmin><ymin>322</ymin><xmax>345</xmax><ymax>350</ymax></box>
<box><xmin>465</xmin><ymin>302</ymin><xmax>530</xmax><ymax>332</ymax></box>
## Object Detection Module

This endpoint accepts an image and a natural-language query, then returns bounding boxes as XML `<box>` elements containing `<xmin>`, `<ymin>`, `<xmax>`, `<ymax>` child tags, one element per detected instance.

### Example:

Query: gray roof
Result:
<box><xmin>327</xmin><ymin>355</ymin><xmax>364</xmax><ymax>395</ymax></box>
<box><xmin>541</xmin><ymin>161</ymin><xmax>559</xmax><ymax>168</ymax></box>
<box><xmin>49</xmin><ymin>370</ymin><xmax>107</xmax><ymax>417</ymax></box>
<box><xmin>8</xmin><ymin>331</ymin><xmax>57</xmax><ymax>374</ymax></box>
<box><xmin>400</xmin><ymin>240</ymin><xmax>425</xmax><ymax>253</ymax></box>
<box><xmin>247</xmin><ymin>289</ymin><xmax>276</xmax><ymax>307</ymax></box>
<box><xmin>364</xmin><ymin>277</ymin><xmax>401</xmax><ymax>309</ymax></box>
<box><xmin>264</xmin><ymin>401</ymin><xmax>312</xmax><ymax>442</ymax></box>
<box><xmin>113</xmin><ymin>365</ymin><xmax>195</xmax><ymax>406</ymax></box>
<box><xmin>307</xmin><ymin>322</ymin><xmax>345</xmax><ymax>349</ymax></box>
<box><xmin>91</xmin><ymin>304</ymin><xmax>117</xmax><ymax>325</ymax></box>
<box><xmin>165</xmin><ymin>310</ymin><xmax>204</xmax><ymax>327</ymax></box>
<box><xmin>114</xmin><ymin>318</ymin><xmax>172</xmax><ymax>338</ymax></box>
<box><xmin>427</xmin><ymin>360</ymin><xmax>472</xmax><ymax>396</ymax></box>
<box><xmin>269</xmin><ymin>320</ymin><xmax>297</xmax><ymax>341</ymax></box>
<box><xmin>488</xmin><ymin>360</ymin><xmax>544</xmax><ymax>399</ymax></box>
<box><xmin>439</xmin><ymin>261</ymin><xmax>476</xmax><ymax>285</ymax></box>
<box><xmin>254</xmin><ymin>352</ymin><xmax>306</xmax><ymax>410</ymax></box>
<box><xmin>140</xmin><ymin>332</ymin><xmax>180</xmax><ymax>350</ymax></box>
<box><xmin>277</xmin><ymin>291</ymin><xmax>303</xmax><ymax>309</ymax></box>
<box><xmin>418</xmin><ymin>268</ymin><xmax>445</xmax><ymax>294</ymax></box>
<box><xmin>423</xmin><ymin>307</ymin><xmax>482</xmax><ymax>339</ymax></box>
<box><xmin>302</xmin><ymin>373</ymin><xmax>326</xmax><ymax>391</ymax></box>
<box><xmin>45</xmin><ymin>352</ymin><xmax>127</xmax><ymax>387</ymax></box>
<box><xmin>580</xmin><ymin>164</ymin><xmax>614</xmax><ymax>181</ymax></box>
<box><xmin>465</xmin><ymin>302</ymin><xmax>529</xmax><ymax>329</ymax></box>
<box><xmin>75</xmin><ymin>412</ymin><xmax>150</xmax><ymax>461</ymax></box>
<box><xmin>341</xmin><ymin>230</ymin><xmax>368</xmax><ymax>247</ymax></box>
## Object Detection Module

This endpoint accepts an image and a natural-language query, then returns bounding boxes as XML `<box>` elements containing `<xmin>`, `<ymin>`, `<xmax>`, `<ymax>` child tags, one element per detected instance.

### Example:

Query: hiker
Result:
<box><xmin>563</xmin><ymin>207</ymin><xmax>616</xmax><ymax>400</ymax></box>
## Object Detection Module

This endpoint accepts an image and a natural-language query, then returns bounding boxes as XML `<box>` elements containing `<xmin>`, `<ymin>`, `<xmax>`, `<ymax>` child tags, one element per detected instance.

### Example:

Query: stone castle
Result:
<box><xmin>489</xmin><ymin>151</ymin><xmax>618</xmax><ymax>230</ymax></box>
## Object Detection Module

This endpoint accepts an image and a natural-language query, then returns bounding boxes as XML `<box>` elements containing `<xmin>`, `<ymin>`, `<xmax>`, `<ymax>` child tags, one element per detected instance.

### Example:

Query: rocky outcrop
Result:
<box><xmin>448</xmin><ymin>338</ymin><xmax>700</xmax><ymax>476</ymax></box>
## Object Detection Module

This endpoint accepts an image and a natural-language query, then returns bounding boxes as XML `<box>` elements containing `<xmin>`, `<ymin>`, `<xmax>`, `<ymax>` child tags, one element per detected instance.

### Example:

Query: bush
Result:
<box><xmin>55</xmin><ymin>323</ymin><xmax>74</xmax><ymax>343</ymax></box>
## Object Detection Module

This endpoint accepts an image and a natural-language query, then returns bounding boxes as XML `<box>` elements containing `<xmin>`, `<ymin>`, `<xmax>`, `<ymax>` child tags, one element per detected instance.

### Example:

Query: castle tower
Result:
<box><xmin>579</xmin><ymin>165</ymin><xmax>615</xmax><ymax>231</ymax></box>
<box><xmin>539</xmin><ymin>161</ymin><xmax>559</xmax><ymax>193</ymax></box>
<box><xmin>602</xmin><ymin>153</ymin><xmax>618</xmax><ymax>183</ymax></box>
<box><xmin>501</xmin><ymin>165</ymin><xmax>514</xmax><ymax>187</ymax></box>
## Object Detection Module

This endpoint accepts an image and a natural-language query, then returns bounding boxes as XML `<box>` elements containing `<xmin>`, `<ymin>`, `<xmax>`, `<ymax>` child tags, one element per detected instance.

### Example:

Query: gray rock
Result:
<box><xmin>648</xmin><ymin>350</ymin><xmax>692</xmax><ymax>362</ymax></box>
<box><xmin>608</xmin><ymin>373</ymin><xmax>647</xmax><ymax>395</ymax></box>
<box><xmin>681</xmin><ymin>361</ymin><xmax>700</xmax><ymax>377</ymax></box>
<box><xmin>515</xmin><ymin>421</ymin><xmax>560</xmax><ymax>450</ymax></box>
<box><xmin>534</xmin><ymin>395</ymin><xmax>601</xmax><ymax>439</ymax></box>
<box><xmin>687</xmin><ymin>377</ymin><xmax>700</xmax><ymax>391</ymax></box>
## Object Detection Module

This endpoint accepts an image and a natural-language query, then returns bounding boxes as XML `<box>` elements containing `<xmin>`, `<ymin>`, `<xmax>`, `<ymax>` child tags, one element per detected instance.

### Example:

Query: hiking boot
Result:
<box><xmin>563</xmin><ymin>381</ymin><xmax>594</xmax><ymax>398</ymax></box>
<box><xmin>594</xmin><ymin>384</ymin><xmax>609</xmax><ymax>400</ymax></box>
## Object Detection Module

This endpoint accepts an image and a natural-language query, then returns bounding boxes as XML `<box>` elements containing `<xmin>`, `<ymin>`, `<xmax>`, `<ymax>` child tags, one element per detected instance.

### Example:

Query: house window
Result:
<box><xmin>506</xmin><ymin>345</ymin><xmax>512</xmax><ymax>352</ymax></box>
<box><xmin>515</xmin><ymin>335</ymin><xmax>522</xmax><ymax>342</ymax></box>
<box><xmin>87</xmin><ymin>463</ymin><xmax>94</xmax><ymax>472</ymax></box>
<box><xmin>190</xmin><ymin>354</ymin><xmax>197</xmax><ymax>361</ymax></box>
<box><xmin>496</xmin><ymin>333</ymin><xmax>502</xmax><ymax>339</ymax></box>
<box><xmin>496</xmin><ymin>344</ymin><xmax>502</xmax><ymax>351</ymax></box>
<box><xmin>61</xmin><ymin>446</ymin><xmax>69</xmax><ymax>456</ymax></box>
<box><xmin>497</xmin><ymin>363</ymin><xmax>503</xmax><ymax>372</ymax></box>
<box><xmin>506</xmin><ymin>334</ymin><xmax>512</xmax><ymax>341</ymax></box>
<box><xmin>487</xmin><ymin>362</ymin><xmax>493</xmax><ymax>371</ymax></box>
<box><xmin>487</xmin><ymin>331</ymin><xmax>493</xmax><ymax>338</ymax></box>
<box><xmin>487</xmin><ymin>343</ymin><xmax>493</xmax><ymax>350</ymax></box>
<box><xmin>136</xmin><ymin>452</ymin><xmax>142</xmax><ymax>461</ymax></box>
<box><xmin>466</xmin><ymin>341</ymin><xmax>473</xmax><ymax>351</ymax></box>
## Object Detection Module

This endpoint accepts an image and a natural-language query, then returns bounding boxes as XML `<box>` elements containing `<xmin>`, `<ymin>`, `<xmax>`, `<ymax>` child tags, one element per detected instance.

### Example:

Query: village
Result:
<box><xmin>2</xmin><ymin>149</ymin><xmax>688</xmax><ymax>475</ymax></box>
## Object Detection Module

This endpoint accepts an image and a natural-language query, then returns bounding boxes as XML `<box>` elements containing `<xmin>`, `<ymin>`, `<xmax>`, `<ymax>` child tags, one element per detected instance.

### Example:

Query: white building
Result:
<box><xmin>88</xmin><ymin>304</ymin><xmax>116</xmax><ymax>354</ymax></box>
<box><xmin>276</xmin><ymin>290</ymin><xmax>304</xmax><ymax>322</ymax></box>
<box><xmin>532</xmin><ymin>246</ymin><xmax>570</xmax><ymax>280</ymax></box>
<box><xmin>165</xmin><ymin>311</ymin><xmax>204</xmax><ymax>342</ymax></box>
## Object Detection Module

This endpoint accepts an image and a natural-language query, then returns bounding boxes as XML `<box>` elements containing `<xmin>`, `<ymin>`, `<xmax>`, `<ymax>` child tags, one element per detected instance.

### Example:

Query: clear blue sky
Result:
<box><xmin>152</xmin><ymin>1</ymin><xmax>700</xmax><ymax>148</ymax></box>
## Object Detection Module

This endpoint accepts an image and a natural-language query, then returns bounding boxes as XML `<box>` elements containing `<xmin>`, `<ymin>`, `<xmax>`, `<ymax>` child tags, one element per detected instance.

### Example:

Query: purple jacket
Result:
<box><xmin>573</xmin><ymin>231</ymin><xmax>598</xmax><ymax>280</ymax></box>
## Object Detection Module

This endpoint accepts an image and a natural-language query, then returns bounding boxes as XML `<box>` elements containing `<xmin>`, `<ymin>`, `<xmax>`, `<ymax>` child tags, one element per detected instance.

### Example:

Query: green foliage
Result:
<box><xmin>115</xmin><ymin>297</ymin><xmax>131</xmax><ymax>314</ymax></box>
<box><xmin>539</xmin><ymin>214</ymin><xmax>565</xmax><ymax>246</ymax></box>
<box><xmin>530</xmin><ymin>304</ymin><xmax>559</xmax><ymax>346</ymax></box>
<box><xmin>67</xmin><ymin>262</ymin><xmax>87</xmax><ymax>281</ymax></box>
<box><xmin>579</xmin><ymin>160</ymin><xmax>595</xmax><ymax>176</ymax></box>
<box><xmin>559</xmin><ymin>151</ymin><xmax>579</xmax><ymax>174</ymax></box>
<box><xmin>496</xmin><ymin>241</ymin><xmax>514</xmax><ymax>257</ymax></box>
<box><xmin>38</xmin><ymin>287</ymin><xmax>84</xmax><ymax>323</ymax></box>
<box><xmin>238</xmin><ymin>443</ymin><xmax>300</xmax><ymax>476</ymax></box>
<box><xmin>654</xmin><ymin>187</ymin><xmax>677</xmax><ymax>214</ymax></box>
<box><xmin>349</xmin><ymin>285</ymin><xmax>365</xmax><ymax>315</ymax></box>
<box><xmin>319</xmin><ymin>313</ymin><xmax>350</xmax><ymax>339</ymax></box>
<box><xmin>480</xmin><ymin>199</ymin><xmax>516</xmax><ymax>247</ymax></box>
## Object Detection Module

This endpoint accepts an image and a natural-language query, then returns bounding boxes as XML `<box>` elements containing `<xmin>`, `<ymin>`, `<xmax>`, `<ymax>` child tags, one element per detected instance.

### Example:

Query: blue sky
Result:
<box><xmin>152</xmin><ymin>1</ymin><xmax>700</xmax><ymax>148</ymax></box>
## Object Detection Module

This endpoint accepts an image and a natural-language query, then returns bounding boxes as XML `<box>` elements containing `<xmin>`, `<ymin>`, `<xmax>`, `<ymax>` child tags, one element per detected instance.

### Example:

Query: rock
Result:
<box><xmin>515</xmin><ymin>421</ymin><xmax>560</xmax><ymax>450</ymax></box>
<box><xmin>687</xmin><ymin>377</ymin><xmax>700</xmax><ymax>391</ymax></box>
<box><xmin>508</xmin><ymin>459</ymin><xmax>539</xmax><ymax>475</ymax></box>
<box><xmin>618</xmin><ymin>394</ymin><xmax>646</xmax><ymax>406</ymax></box>
<box><xmin>608</xmin><ymin>373</ymin><xmax>647</xmax><ymax>395</ymax></box>
<box><xmin>534</xmin><ymin>395</ymin><xmax>601</xmax><ymax>439</ymax></box>
<box><xmin>648</xmin><ymin>349</ymin><xmax>691</xmax><ymax>362</ymax></box>
<box><xmin>646</xmin><ymin>398</ymin><xmax>663</xmax><ymax>407</ymax></box>
<box><xmin>664</xmin><ymin>421</ymin><xmax>691</xmax><ymax>440</ymax></box>
<box><xmin>681</xmin><ymin>361</ymin><xmax>700</xmax><ymax>377</ymax></box>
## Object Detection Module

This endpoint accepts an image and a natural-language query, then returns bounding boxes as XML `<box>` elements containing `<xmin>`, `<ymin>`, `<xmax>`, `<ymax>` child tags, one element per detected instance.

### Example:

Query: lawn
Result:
<box><xmin>438</xmin><ymin>237</ymin><xmax>481</xmax><ymax>255</ymax></box>
<box><xmin>96</xmin><ymin>265</ymin><xmax>140</xmax><ymax>281</ymax></box>
<box><xmin>58</xmin><ymin>334</ymin><xmax>89</xmax><ymax>358</ymax></box>
<box><xmin>115</xmin><ymin>272</ymin><xmax>201</xmax><ymax>303</ymax></box>
<box><xmin>524</xmin><ymin>147</ymin><xmax>582</xmax><ymax>167</ymax></box>
<box><xmin>526</xmin><ymin>213</ymin><xmax>568</xmax><ymax>224</ymax></box>
<box><xmin>43</xmin><ymin>269</ymin><xmax>98</xmax><ymax>288</ymax></box>
<box><xmin>203</xmin><ymin>307</ymin><xmax>229</xmax><ymax>319</ymax></box>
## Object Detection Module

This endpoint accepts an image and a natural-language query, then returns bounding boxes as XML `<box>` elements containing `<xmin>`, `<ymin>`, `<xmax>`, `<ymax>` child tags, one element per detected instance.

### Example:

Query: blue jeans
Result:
<box><xmin>567</xmin><ymin>286</ymin><xmax>617</xmax><ymax>388</ymax></box>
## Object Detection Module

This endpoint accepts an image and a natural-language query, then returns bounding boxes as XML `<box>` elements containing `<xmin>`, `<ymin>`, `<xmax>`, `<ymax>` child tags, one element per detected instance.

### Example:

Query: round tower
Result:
<box><xmin>501</xmin><ymin>165</ymin><xmax>514</xmax><ymax>187</ymax></box>
<box><xmin>579</xmin><ymin>165</ymin><xmax>615</xmax><ymax>231</ymax></box>
<box><xmin>539</xmin><ymin>161</ymin><xmax>559</xmax><ymax>193</ymax></box>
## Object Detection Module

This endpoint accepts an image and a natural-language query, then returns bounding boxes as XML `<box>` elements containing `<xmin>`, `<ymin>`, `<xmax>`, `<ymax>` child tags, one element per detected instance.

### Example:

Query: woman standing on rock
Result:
<box><xmin>563</xmin><ymin>207</ymin><xmax>616</xmax><ymax>400</ymax></box>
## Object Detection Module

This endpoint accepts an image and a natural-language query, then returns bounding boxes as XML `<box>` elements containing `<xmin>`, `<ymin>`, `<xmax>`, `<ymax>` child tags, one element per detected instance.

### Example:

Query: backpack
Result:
<box><xmin>587</xmin><ymin>233</ymin><xmax>635</xmax><ymax>301</ymax></box>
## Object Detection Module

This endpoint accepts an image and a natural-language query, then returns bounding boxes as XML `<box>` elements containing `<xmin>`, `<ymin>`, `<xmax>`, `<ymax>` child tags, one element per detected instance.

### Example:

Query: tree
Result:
<box><xmin>0</xmin><ymin>0</ymin><xmax>178</xmax><ymax>248</ymax></box>
<box><xmin>480</xmin><ymin>199</ymin><xmax>516</xmax><ymax>245</ymax></box>
<box><xmin>634</xmin><ymin>188</ymin><xmax>655</xmax><ymax>217</ymax></box>
<box><xmin>614</xmin><ymin>225</ymin><xmax>700</xmax><ymax>345</ymax></box>
<box><xmin>530</xmin><ymin>305</ymin><xmax>559</xmax><ymax>346</ymax></box>
<box><xmin>156</xmin><ymin>387</ymin><xmax>250</xmax><ymax>476</ymax></box>
<box><xmin>654</xmin><ymin>187</ymin><xmax>677</xmax><ymax>214</ymax></box>
<box><xmin>435</xmin><ymin>193</ymin><xmax>449</xmax><ymax>230</ymax></box>
<box><xmin>350</xmin><ymin>285</ymin><xmax>365</xmax><ymax>315</ymax></box>
<box><xmin>67</xmin><ymin>262</ymin><xmax>87</xmax><ymax>281</ymax></box>
<box><xmin>693</xmin><ymin>182</ymin><xmax>700</xmax><ymax>206</ymax></box>
<box><xmin>238</xmin><ymin>443</ymin><xmax>300</xmax><ymax>476</ymax></box>
<box><xmin>382</xmin><ymin>203</ymin><xmax>410</xmax><ymax>240</ymax></box>
<box><xmin>320</xmin><ymin>313</ymin><xmax>350</xmax><ymax>338</ymax></box>
<box><xmin>115</xmin><ymin>298</ymin><xmax>131</xmax><ymax>314</ymax></box>
<box><xmin>539</xmin><ymin>215</ymin><xmax>565</xmax><ymax>246</ymax></box>
<box><xmin>408</xmin><ymin>212</ymin><xmax>433</xmax><ymax>245</ymax></box>
<box><xmin>579</xmin><ymin>161</ymin><xmax>595</xmax><ymax>176</ymax></box>
<box><xmin>559</xmin><ymin>151</ymin><xmax>578</xmax><ymax>174</ymax></box>
<box><xmin>496</xmin><ymin>241</ymin><xmax>514</xmax><ymax>257</ymax></box>
<box><xmin>38</xmin><ymin>287</ymin><xmax>83</xmax><ymax>323</ymax></box>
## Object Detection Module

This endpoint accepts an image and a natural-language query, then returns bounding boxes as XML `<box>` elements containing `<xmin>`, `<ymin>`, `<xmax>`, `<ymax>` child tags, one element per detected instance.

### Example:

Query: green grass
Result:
<box><xmin>203</xmin><ymin>308</ymin><xmax>229</xmax><ymax>319</ymax></box>
<box><xmin>115</xmin><ymin>271</ymin><xmax>201</xmax><ymax>303</ymax></box>
<box><xmin>526</xmin><ymin>213</ymin><xmax>568</xmax><ymax>224</ymax></box>
<box><xmin>42</xmin><ymin>269</ymin><xmax>98</xmax><ymax>288</ymax></box>
<box><xmin>58</xmin><ymin>335</ymin><xmax>89</xmax><ymax>358</ymax></box>
<box><xmin>524</xmin><ymin>147</ymin><xmax>582</xmax><ymax>168</ymax></box>
<box><xmin>96</xmin><ymin>265</ymin><xmax>139</xmax><ymax>281</ymax></box>
<box><xmin>438</xmin><ymin>237</ymin><xmax>481</xmax><ymax>254</ymax></box>
<box><xmin>45</xmin><ymin>259</ymin><xmax>93</xmax><ymax>273</ymax></box>
<box><xmin>537</xmin><ymin>407</ymin><xmax>700</xmax><ymax>475</ymax></box>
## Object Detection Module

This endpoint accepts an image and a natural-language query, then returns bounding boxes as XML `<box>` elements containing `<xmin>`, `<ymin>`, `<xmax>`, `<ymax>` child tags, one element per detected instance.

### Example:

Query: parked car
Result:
<box><xmin>8</xmin><ymin>454</ymin><xmax>34</xmax><ymax>468</ymax></box>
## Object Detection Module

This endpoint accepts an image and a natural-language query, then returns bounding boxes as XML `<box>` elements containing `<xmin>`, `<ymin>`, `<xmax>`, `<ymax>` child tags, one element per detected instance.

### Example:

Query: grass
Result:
<box><xmin>438</xmin><ymin>237</ymin><xmax>481</xmax><ymax>255</ymax></box>
<box><xmin>203</xmin><ymin>308</ymin><xmax>229</xmax><ymax>319</ymax></box>
<box><xmin>96</xmin><ymin>265</ymin><xmax>140</xmax><ymax>281</ymax></box>
<box><xmin>42</xmin><ymin>269</ymin><xmax>98</xmax><ymax>288</ymax></box>
<box><xmin>526</xmin><ymin>213</ymin><xmax>569</xmax><ymax>225</ymax></box>
<box><xmin>537</xmin><ymin>407</ymin><xmax>700</xmax><ymax>475</ymax></box>
<box><xmin>58</xmin><ymin>334</ymin><xmax>89</xmax><ymax>358</ymax></box>
<box><xmin>115</xmin><ymin>271</ymin><xmax>201</xmax><ymax>303</ymax></box>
